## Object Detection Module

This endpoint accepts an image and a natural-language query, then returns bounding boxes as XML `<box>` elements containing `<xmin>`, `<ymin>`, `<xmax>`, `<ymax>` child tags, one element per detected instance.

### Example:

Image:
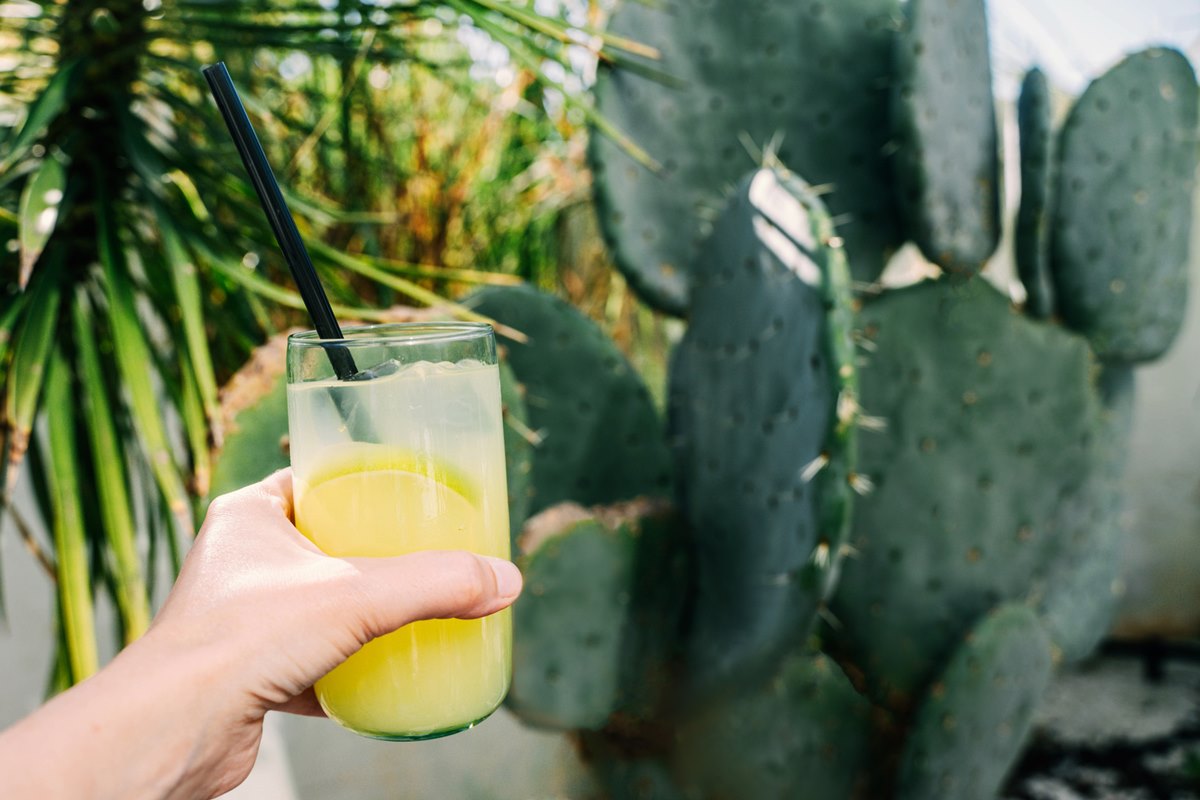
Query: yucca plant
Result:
<box><xmin>0</xmin><ymin>0</ymin><xmax>643</xmax><ymax>687</ymax></box>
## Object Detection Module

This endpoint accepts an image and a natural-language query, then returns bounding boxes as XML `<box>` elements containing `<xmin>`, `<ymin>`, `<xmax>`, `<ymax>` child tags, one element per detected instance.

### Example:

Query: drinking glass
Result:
<box><xmin>286</xmin><ymin>322</ymin><xmax>511</xmax><ymax>740</ymax></box>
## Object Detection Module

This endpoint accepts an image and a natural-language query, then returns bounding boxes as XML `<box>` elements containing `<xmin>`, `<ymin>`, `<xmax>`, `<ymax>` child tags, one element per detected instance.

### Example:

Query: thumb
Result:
<box><xmin>344</xmin><ymin>551</ymin><xmax>522</xmax><ymax>641</ymax></box>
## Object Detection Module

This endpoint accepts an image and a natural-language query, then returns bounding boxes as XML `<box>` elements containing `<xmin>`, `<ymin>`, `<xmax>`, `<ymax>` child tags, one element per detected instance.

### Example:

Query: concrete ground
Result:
<box><xmin>1005</xmin><ymin>653</ymin><xmax>1200</xmax><ymax>800</ymax></box>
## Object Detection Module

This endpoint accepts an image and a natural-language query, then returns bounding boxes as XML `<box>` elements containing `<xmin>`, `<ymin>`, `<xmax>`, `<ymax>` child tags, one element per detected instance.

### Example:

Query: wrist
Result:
<box><xmin>117</xmin><ymin>627</ymin><xmax>261</xmax><ymax>797</ymax></box>
<box><xmin>0</xmin><ymin>627</ymin><xmax>252</xmax><ymax>800</ymax></box>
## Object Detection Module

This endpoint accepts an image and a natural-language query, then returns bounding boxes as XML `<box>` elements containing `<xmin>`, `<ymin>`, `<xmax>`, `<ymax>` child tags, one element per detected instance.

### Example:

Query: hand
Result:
<box><xmin>0</xmin><ymin>468</ymin><xmax>522</xmax><ymax>800</ymax></box>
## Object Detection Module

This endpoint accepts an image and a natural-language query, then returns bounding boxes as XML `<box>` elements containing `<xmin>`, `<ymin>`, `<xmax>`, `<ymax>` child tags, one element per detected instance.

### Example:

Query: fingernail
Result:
<box><xmin>486</xmin><ymin>557</ymin><xmax>522</xmax><ymax>599</ymax></box>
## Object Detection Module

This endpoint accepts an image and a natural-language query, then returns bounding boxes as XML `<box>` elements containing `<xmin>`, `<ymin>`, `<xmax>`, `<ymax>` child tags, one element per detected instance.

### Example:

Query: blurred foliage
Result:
<box><xmin>0</xmin><ymin>0</ymin><xmax>652</xmax><ymax>686</ymax></box>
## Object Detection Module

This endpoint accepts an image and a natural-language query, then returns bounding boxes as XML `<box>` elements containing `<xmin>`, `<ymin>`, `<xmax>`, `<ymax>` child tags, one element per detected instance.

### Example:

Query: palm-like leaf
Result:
<box><xmin>0</xmin><ymin>0</ymin><xmax>614</xmax><ymax>685</ymax></box>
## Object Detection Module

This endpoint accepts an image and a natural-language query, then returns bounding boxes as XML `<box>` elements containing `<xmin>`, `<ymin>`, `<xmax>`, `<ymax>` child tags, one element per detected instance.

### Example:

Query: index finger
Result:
<box><xmin>255</xmin><ymin>468</ymin><xmax>295</xmax><ymax>521</ymax></box>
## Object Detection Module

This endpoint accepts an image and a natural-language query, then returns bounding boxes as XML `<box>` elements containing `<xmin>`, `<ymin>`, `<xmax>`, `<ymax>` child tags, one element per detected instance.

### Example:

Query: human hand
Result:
<box><xmin>0</xmin><ymin>468</ymin><xmax>521</xmax><ymax>800</ymax></box>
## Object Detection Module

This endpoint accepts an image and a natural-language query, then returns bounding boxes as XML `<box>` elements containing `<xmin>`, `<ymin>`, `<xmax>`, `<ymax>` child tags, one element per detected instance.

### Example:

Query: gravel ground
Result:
<box><xmin>1003</xmin><ymin>648</ymin><xmax>1200</xmax><ymax>800</ymax></box>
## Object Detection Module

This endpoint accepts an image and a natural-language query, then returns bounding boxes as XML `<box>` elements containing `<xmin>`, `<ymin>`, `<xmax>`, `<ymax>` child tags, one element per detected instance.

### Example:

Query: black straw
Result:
<box><xmin>202</xmin><ymin>62</ymin><xmax>359</xmax><ymax>381</ymax></box>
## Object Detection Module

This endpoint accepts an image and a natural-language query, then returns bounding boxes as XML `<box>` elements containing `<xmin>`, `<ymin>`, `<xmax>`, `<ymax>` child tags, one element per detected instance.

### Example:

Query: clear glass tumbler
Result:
<box><xmin>286</xmin><ymin>322</ymin><xmax>511</xmax><ymax>740</ymax></box>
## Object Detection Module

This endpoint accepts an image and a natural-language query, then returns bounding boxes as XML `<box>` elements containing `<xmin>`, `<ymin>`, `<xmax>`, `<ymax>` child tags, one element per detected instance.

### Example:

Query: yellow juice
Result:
<box><xmin>288</xmin><ymin>357</ymin><xmax>511</xmax><ymax>740</ymax></box>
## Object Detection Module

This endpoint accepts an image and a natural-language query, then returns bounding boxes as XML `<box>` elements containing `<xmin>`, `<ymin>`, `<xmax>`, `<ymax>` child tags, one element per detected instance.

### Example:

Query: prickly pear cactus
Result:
<box><xmin>668</xmin><ymin>166</ymin><xmax>858</xmax><ymax>696</ymax></box>
<box><xmin>1015</xmin><ymin>68</ymin><xmax>1056</xmax><ymax>319</ymax></box>
<box><xmin>895</xmin><ymin>605</ymin><xmax>1053</xmax><ymax>800</ymax></box>
<box><xmin>892</xmin><ymin>0</ymin><xmax>1001</xmax><ymax>272</ymax></box>
<box><xmin>672</xmin><ymin>652</ymin><xmax>875</xmax><ymax>800</ymax></box>
<box><xmin>1049</xmin><ymin>48</ymin><xmax>1199</xmax><ymax>362</ymax></box>
<box><xmin>501</xmin><ymin>163</ymin><xmax>867</xmax><ymax>799</ymax></box>
<box><xmin>829</xmin><ymin>277</ymin><xmax>1107</xmax><ymax>707</ymax></box>
<box><xmin>491</xmin><ymin>4</ymin><xmax>1200</xmax><ymax>792</ymax></box>
<box><xmin>209</xmin><ymin>334</ymin><xmax>291</xmax><ymax>498</ymax></box>
<box><xmin>507</xmin><ymin>32</ymin><xmax>1197</xmax><ymax>800</ymax></box>
<box><xmin>498</xmin><ymin>361</ymin><xmax>534</xmax><ymax>546</ymax></box>
<box><xmin>591</xmin><ymin>0</ymin><xmax>903</xmax><ymax>312</ymax></box>
<box><xmin>507</xmin><ymin>499</ymin><xmax>685</xmax><ymax>730</ymax></box>
<box><xmin>1036</xmin><ymin>366</ymin><xmax>1135</xmax><ymax>662</ymax></box>
<box><xmin>466</xmin><ymin>285</ymin><xmax>672</xmax><ymax>515</ymax></box>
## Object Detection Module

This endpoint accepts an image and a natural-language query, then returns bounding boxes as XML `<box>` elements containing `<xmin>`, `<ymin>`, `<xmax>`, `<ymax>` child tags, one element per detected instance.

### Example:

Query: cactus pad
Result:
<box><xmin>579</xmin><ymin>733</ymin><xmax>687</xmax><ymax>800</ymax></box>
<box><xmin>1015</xmin><ymin>68</ymin><xmax>1057</xmax><ymax>319</ymax></box>
<box><xmin>209</xmin><ymin>334</ymin><xmax>290</xmax><ymax>498</ymax></box>
<box><xmin>892</xmin><ymin>0</ymin><xmax>1000</xmax><ymax>272</ymax></box>
<box><xmin>499</xmin><ymin>360</ymin><xmax>533</xmax><ymax>543</ymax></box>
<box><xmin>672</xmin><ymin>652</ymin><xmax>874</xmax><ymax>800</ymax></box>
<box><xmin>669</xmin><ymin>166</ymin><xmax>858</xmax><ymax>695</ymax></box>
<box><xmin>829</xmin><ymin>277</ymin><xmax>1105</xmax><ymax>707</ymax></box>
<box><xmin>1050</xmin><ymin>47</ymin><xmax>1199</xmax><ymax>363</ymax></box>
<box><xmin>591</xmin><ymin>0</ymin><xmax>903</xmax><ymax>312</ymax></box>
<box><xmin>1037</xmin><ymin>366</ymin><xmax>1135</xmax><ymax>662</ymax></box>
<box><xmin>508</xmin><ymin>499</ymin><xmax>685</xmax><ymax>730</ymax></box>
<box><xmin>896</xmin><ymin>604</ymin><xmax>1053</xmax><ymax>800</ymax></box>
<box><xmin>466</xmin><ymin>285</ymin><xmax>672</xmax><ymax>515</ymax></box>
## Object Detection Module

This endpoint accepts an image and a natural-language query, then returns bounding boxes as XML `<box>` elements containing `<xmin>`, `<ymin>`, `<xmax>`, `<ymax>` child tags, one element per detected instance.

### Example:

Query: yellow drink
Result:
<box><xmin>287</xmin><ymin>337</ymin><xmax>511</xmax><ymax>741</ymax></box>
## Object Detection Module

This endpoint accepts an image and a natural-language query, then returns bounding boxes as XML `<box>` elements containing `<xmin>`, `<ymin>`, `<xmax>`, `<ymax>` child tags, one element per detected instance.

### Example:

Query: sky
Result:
<box><xmin>989</xmin><ymin>0</ymin><xmax>1200</xmax><ymax>97</ymax></box>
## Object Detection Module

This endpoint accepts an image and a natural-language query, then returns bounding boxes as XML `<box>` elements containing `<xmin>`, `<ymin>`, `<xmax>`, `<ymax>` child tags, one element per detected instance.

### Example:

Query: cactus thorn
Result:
<box><xmin>800</xmin><ymin>452</ymin><xmax>831</xmax><ymax>483</ymax></box>
<box><xmin>848</xmin><ymin>472</ymin><xmax>874</xmax><ymax>495</ymax></box>
<box><xmin>505</xmin><ymin>411</ymin><xmax>545</xmax><ymax>446</ymax></box>
<box><xmin>766</xmin><ymin>130</ymin><xmax>786</xmax><ymax>159</ymax></box>
<box><xmin>737</xmin><ymin>131</ymin><xmax>764</xmax><ymax>163</ymax></box>
<box><xmin>811</xmin><ymin>538</ymin><xmax>832</xmax><ymax>568</ymax></box>
<box><xmin>854</xmin><ymin>336</ymin><xmax>878</xmax><ymax>354</ymax></box>
<box><xmin>852</xmin><ymin>280</ymin><xmax>886</xmax><ymax>296</ymax></box>
<box><xmin>837</xmin><ymin>392</ymin><xmax>860</xmax><ymax>426</ymax></box>
<box><xmin>766</xmin><ymin>570</ymin><xmax>795</xmax><ymax>587</ymax></box>
<box><xmin>817</xmin><ymin>603</ymin><xmax>844</xmax><ymax>631</ymax></box>
<box><xmin>857</xmin><ymin>414</ymin><xmax>888</xmax><ymax>432</ymax></box>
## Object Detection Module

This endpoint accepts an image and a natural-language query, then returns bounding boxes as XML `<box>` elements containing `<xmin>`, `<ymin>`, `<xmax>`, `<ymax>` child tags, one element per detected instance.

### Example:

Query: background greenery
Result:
<box><xmin>0</xmin><ymin>0</ymin><xmax>663</xmax><ymax>688</ymax></box>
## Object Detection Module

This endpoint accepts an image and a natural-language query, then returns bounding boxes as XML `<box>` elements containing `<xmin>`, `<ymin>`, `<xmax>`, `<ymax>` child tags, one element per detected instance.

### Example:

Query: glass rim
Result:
<box><xmin>287</xmin><ymin>321</ymin><xmax>493</xmax><ymax>348</ymax></box>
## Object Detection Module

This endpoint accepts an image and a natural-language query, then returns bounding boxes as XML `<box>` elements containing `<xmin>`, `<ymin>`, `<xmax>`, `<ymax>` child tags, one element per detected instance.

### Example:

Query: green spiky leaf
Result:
<box><xmin>17</xmin><ymin>156</ymin><xmax>66</xmax><ymax>289</ymax></box>
<box><xmin>3</xmin><ymin>257</ymin><xmax>63</xmax><ymax>497</ymax></box>
<box><xmin>43</xmin><ymin>348</ymin><xmax>99</xmax><ymax>682</ymax></box>
<box><xmin>0</xmin><ymin>61</ymin><xmax>79</xmax><ymax>176</ymax></box>
<box><xmin>72</xmin><ymin>291</ymin><xmax>151</xmax><ymax>643</ymax></box>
